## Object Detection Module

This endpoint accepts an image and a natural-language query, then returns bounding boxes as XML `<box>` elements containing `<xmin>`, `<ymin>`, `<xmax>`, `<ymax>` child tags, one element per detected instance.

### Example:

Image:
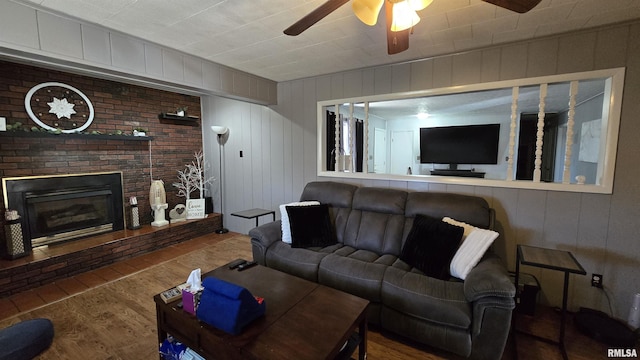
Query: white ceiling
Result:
<box><xmin>17</xmin><ymin>0</ymin><xmax>640</xmax><ymax>82</ymax></box>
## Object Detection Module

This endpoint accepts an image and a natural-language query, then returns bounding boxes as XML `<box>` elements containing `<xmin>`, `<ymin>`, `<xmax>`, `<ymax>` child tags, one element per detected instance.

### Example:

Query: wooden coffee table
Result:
<box><xmin>154</xmin><ymin>262</ymin><xmax>369</xmax><ymax>360</ymax></box>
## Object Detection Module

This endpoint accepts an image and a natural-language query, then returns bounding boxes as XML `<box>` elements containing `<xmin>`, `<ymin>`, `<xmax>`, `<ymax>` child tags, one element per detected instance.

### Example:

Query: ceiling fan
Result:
<box><xmin>284</xmin><ymin>0</ymin><xmax>542</xmax><ymax>55</ymax></box>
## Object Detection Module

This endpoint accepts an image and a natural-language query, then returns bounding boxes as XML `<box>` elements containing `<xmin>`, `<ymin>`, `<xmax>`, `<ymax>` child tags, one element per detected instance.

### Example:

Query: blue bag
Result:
<box><xmin>159</xmin><ymin>336</ymin><xmax>186</xmax><ymax>360</ymax></box>
<box><xmin>195</xmin><ymin>277</ymin><xmax>266</xmax><ymax>335</ymax></box>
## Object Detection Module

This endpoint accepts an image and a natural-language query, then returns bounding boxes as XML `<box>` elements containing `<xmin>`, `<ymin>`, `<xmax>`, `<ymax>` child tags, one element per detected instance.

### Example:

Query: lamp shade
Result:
<box><xmin>211</xmin><ymin>125</ymin><xmax>229</xmax><ymax>135</ymax></box>
<box><xmin>391</xmin><ymin>0</ymin><xmax>420</xmax><ymax>32</ymax></box>
<box><xmin>149</xmin><ymin>180</ymin><xmax>166</xmax><ymax>206</ymax></box>
<box><xmin>408</xmin><ymin>0</ymin><xmax>433</xmax><ymax>11</ymax></box>
<box><xmin>352</xmin><ymin>0</ymin><xmax>384</xmax><ymax>26</ymax></box>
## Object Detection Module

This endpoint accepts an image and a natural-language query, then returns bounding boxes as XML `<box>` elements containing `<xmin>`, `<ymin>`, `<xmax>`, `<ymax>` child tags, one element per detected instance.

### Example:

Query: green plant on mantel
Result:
<box><xmin>3</xmin><ymin>121</ymin><xmax>147</xmax><ymax>137</ymax></box>
<box><xmin>5</xmin><ymin>122</ymin><xmax>61</xmax><ymax>134</ymax></box>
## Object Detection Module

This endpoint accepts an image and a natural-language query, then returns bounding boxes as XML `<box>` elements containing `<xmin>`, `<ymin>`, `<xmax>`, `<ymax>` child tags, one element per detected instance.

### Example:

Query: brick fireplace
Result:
<box><xmin>0</xmin><ymin>60</ymin><xmax>203</xmax><ymax>224</ymax></box>
<box><xmin>0</xmin><ymin>60</ymin><xmax>217</xmax><ymax>295</ymax></box>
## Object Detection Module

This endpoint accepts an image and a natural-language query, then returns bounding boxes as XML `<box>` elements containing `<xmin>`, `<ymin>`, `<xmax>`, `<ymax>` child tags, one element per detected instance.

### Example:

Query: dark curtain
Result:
<box><xmin>326</xmin><ymin>111</ymin><xmax>336</xmax><ymax>171</ymax></box>
<box><xmin>355</xmin><ymin>120</ymin><xmax>363</xmax><ymax>172</ymax></box>
<box><xmin>326</xmin><ymin>111</ymin><xmax>363</xmax><ymax>172</ymax></box>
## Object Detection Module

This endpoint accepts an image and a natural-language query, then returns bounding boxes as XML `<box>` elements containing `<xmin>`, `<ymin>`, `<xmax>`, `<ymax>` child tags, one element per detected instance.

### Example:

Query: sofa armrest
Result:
<box><xmin>463</xmin><ymin>253</ymin><xmax>515</xmax><ymax>303</ymax></box>
<box><xmin>249</xmin><ymin>220</ymin><xmax>282</xmax><ymax>265</ymax></box>
<box><xmin>464</xmin><ymin>254</ymin><xmax>515</xmax><ymax>359</ymax></box>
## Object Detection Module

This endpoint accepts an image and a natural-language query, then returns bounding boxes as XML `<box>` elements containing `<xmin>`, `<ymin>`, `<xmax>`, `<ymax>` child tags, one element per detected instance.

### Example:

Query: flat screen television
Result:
<box><xmin>419</xmin><ymin>124</ymin><xmax>500</xmax><ymax>170</ymax></box>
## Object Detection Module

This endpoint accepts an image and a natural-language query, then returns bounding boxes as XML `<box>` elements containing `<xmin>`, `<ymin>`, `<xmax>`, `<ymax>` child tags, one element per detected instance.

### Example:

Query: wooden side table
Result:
<box><xmin>514</xmin><ymin>244</ymin><xmax>586</xmax><ymax>360</ymax></box>
<box><xmin>231</xmin><ymin>208</ymin><xmax>275</xmax><ymax>227</ymax></box>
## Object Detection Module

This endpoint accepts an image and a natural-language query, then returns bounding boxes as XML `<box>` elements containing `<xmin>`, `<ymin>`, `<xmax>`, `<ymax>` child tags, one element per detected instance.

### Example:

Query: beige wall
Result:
<box><xmin>207</xmin><ymin>20</ymin><xmax>640</xmax><ymax>317</ymax></box>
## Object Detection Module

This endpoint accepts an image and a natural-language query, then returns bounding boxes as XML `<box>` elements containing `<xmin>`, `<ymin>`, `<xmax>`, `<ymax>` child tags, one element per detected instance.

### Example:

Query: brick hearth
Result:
<box><xmin>0</xmin><ymin>214</ymin><xmax>221</xmax><ymax>297</ymax></box>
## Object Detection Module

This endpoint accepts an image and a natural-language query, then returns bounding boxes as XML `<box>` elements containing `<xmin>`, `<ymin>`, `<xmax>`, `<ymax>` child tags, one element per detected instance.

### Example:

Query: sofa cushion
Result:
<box><xmin>299</xmin><ymin>181</ymin><xmax>356</xmax><ymax>208</ymax></box>
<box><xmin>352</xmin><ymin>187</ymin><xmax>407</xmax><ymax>215</ymax></box>
<box><xmin>400</xmin><ymin>214</ymin><xmax>463</xmax><ymax>280</ymax></box>
<box><xmin>343</xmin><ymin>210</ymin><xmax>406</xmax><ymax>255</ymax></box>
<box><xmin>279</xmin><ymin>201</ymin><xmax>320</xmax><ymax>244</ymax></box>
<box><xmin>341</xmin><ymin>187</ymin><xmax>408</xmax><ymax>255</ymax></box>
<box><xmin>405</xmin><ymin>192</ymin><xmax>492</xmax><ymax>229</ymax></box>
<box><xmin>264</xmin><ymin>242</ymin><xmax>341</xmax><ymax>282</ymax></box>
<box><xmin>299</xmin><ymin>181</ymin><xmax>357</xmax><ymax>244</ymax></box>
<box><xmin>443</xmin><ymin>217</ymin><xmax>499</xmax><ymax>280</ymax></box>
<box><xmin>318</xmin><ymin>251</ymin><xmax>390</xmax><ymax>302</ymax></box>
<box><xmin>286</xmin><ymin>204</ymin><xmax>336</xmax><ymax>248</ymax></box>
<box><xmin>382</xmin><ymin>264</ymin><xmax>472</xmax><ymax>330</ymax></box>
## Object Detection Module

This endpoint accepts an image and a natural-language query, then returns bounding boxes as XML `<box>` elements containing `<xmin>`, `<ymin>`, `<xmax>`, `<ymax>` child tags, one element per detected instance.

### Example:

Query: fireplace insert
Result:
<box><xmin>2</xmin><ymin>172</ymin><xmax>125</xmax><ymax>248</ymax></box>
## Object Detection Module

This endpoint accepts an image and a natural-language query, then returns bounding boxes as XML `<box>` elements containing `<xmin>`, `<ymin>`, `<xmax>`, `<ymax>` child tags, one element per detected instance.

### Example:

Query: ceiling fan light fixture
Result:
<box><xmin>390</xmin><ymin>1</ymin><xmax>420</xmax><ymax>32</ymax></box>
<box><xmin>353</xmin><ymin>0</ymin><xmax>384</xmax><ymax>26</ymax></box>
<box><xmin>407</xmin><ymin>0</ymin><xmax>433</xmax><ymax>11</ymax></box>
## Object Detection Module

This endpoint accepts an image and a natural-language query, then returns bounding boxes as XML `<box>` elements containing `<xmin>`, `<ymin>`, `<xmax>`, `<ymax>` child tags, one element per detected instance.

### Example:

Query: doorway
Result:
<box><xmin>390</xmin><ymin>130</ymin><xmax>414</xmax><ymax>175</ymax></box>
<box><xmin>373</xmin><ymin>128</ymin><xmax>387</xmax><ymax>173</ymax></box>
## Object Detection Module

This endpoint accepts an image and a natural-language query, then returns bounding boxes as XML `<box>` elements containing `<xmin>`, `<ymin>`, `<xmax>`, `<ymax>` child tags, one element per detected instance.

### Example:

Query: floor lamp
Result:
<box><xmin>211</xmin><ymin>125</ymin><xmax>229</xmax><ymax>234</ymax></box>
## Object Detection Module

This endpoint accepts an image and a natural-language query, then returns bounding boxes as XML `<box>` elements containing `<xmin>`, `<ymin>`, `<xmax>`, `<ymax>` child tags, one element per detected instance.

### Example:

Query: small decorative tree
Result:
<box><xmin>173</xmin><ymin>166</ymin><xmax>198</xmax><ymax>200</ymax></box>
<box><xmin>173</xmin><ymin>150</ymin><xmax>215</xmax><ymax>219</ymax></box>
<box><xmin>173</xmin><ymin>150</ymin><xmax>215</xmax><ymax>200</ymax></box>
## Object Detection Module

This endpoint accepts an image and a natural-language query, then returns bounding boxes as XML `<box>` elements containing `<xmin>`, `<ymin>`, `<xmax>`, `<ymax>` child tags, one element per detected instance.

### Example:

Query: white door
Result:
<box><xmin>373</xmin><ymin>128</ymin><xmax>387</xmax><ymax>173</ymax></box>
<box><xmin>390</xmin><ymin>130</ymin><xmax>414</xmax><ymax>175</ymax></box>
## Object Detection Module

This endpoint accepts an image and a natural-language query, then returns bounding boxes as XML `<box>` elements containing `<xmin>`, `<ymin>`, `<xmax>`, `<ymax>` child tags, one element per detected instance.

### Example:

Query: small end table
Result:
<box><xmin>231</xmin><ymin>208</ymin><xmax>275</xmax><ymax>227</ymax></box>
<box><xmin>514</xmin><ymin>244</ymin><xmax>586</xmax><ymax>360</ymax></box>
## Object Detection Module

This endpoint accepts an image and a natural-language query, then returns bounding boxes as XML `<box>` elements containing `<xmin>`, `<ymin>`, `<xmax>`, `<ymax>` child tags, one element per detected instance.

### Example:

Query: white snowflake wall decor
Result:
<box><xmin>24</xmin><ymin>82</ymin><xmax>95</xmax><ymax>133</ymax></box>
<box><xmin>47</xmin><ymin>97</ymin><xmax>77</xmax><ymax>119</ymax></box>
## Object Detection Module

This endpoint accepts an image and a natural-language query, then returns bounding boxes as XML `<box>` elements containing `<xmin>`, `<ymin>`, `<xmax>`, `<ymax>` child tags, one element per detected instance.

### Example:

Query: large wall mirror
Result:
<box><xmin>317</xmin><ymin>68</ymin><xmax>624</xmax><ymax>194</ymax></box>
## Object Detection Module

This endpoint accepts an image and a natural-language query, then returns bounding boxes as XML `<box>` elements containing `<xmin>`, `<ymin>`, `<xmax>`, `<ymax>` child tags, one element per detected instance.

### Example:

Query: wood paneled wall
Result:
<box><xmin>205</xmin><ymin>21</ymin><xmax>640</xmax><ymax>319</ymax></box>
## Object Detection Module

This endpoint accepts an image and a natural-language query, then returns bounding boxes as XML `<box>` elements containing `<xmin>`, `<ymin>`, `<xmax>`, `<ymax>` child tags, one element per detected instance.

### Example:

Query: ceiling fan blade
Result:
<box><xmin>385</xmin><ymin>0</ymin><xmax>409</xmax><ymax>55</ymax></box>
<box><xmin>482</xmin><ymin>0</ymin><xmax>542</xmax><ymax>13</ymax></box>
<box><xmin>284</xmin><ymin>0</ymin><xmax>351</xmax><ymax>36</ymax></box>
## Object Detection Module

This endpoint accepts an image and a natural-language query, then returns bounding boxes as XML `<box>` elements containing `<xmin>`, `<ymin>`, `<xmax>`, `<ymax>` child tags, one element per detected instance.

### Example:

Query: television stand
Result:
<box><xmin>430</xmin><ymin>169</ymin><xmax>485</xmax><ymax>178</ymax></box>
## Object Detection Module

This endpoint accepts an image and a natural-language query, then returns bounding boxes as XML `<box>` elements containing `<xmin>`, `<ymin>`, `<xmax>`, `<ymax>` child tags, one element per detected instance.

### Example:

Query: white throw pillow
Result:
<box><xmin>442</xmin><ymin>217</ymin><xmax>476</xmax><ymax>239</ymax></box>
<box><xmin>279</xmin><ymin>201</ymin><xmax>320</xmax><ymax>244</ymax></box>
<box><xmin>443</xmin><ymin>217</ymin><xmax>499</xmax><ymax>280</ymax></box>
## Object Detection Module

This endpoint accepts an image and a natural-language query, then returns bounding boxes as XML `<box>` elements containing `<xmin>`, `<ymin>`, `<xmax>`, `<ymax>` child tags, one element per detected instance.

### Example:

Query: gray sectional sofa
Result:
<box><xmin>249</xmin><ymin>181</ymin><xmax>515</xmax><ymax>359</ymax></box>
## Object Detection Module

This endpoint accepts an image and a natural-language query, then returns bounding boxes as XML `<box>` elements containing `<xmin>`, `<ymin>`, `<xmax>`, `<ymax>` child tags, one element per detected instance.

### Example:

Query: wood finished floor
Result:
<box><xmin>0</xmin><ymin>233</ymin><xmax>620</xmax><ymax>359</ymax></box>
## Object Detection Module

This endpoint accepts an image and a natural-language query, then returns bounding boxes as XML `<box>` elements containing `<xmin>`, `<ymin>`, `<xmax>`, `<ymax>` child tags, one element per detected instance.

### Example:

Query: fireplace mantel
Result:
<box><xmin>0</xmin><ymin>131</ymin><xmax>153</xmax><ymax>141</ymax></box>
